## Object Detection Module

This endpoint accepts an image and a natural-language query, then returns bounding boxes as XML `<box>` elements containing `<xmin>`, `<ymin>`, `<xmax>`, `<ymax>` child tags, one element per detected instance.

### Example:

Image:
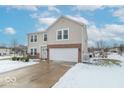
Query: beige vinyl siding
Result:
<box><xmin>27</xmin><ymin>16</ymin><xmax>88</xmax><ymax>61</ymax></box>
<box><xmin>47</xmin><ymin>18</ymin><xmax>83</xmax><ymax>45</ymax></box>
<box><xmin>27</xmin><ymin>32</ymin><xmax>47</xmax><ymax>56</ymax></box>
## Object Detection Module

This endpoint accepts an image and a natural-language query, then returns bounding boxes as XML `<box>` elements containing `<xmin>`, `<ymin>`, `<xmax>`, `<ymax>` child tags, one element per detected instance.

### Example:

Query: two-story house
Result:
<box><xmin>27</xmin><ymin>16</ymin><xmax>88</xmax><ymax>63</ymax></box>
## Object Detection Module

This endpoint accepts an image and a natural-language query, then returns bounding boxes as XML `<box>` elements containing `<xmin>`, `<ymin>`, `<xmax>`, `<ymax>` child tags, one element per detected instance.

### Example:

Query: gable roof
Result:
<box><xmin>28</xmin><ymin>15</ymin><xmax>86</xmax><ymax>35</ymax></box>
<box><xmin>46</xmin><ymin>16</ymin><xmax>86</xmax><ymax>31</ymax></box>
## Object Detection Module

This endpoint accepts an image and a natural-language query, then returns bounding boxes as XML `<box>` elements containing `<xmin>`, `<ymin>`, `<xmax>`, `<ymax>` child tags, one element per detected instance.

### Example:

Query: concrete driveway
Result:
<box><xmin>0</xmin><ymin>61</ymin><xmax>75</xmax><ymax>88</ymax></box>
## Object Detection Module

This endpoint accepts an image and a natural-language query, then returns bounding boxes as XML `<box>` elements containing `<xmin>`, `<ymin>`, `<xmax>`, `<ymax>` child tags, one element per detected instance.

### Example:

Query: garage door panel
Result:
<box><xmin>49</xmin><ymin>48</ymin><xmax>78</xmax><ymax>62</ymax></box>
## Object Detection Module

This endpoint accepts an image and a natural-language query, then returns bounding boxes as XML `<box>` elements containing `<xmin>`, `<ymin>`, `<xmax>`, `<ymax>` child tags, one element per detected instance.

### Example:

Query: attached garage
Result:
<box><xmin>49</xmin><ymin>48</ymin><xmax>78</xmax><ymax>62</ymax></box>
<box><xmin>48</xmin><ymin>44</ymin><xmax>82</xmax><ymax>63</ymax></box>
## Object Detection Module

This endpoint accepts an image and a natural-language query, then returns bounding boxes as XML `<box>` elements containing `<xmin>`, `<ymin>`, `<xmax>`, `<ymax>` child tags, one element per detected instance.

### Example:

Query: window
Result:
<box><xmin>57</xmin><ymin>31</ymin><xmax>62</xmax><ymax>40</ymax></box>
<box><xmin>34</xmin><ymin>35</ymin><xmax>37</xmax><ymax>42</ymax></box>
<box><xmin>31</xmin><ymin>48</ymin><xmax>37</xmax><ymax>56</ymax></box>
<box><xmin>43</xmin><ymin>33</ymin><xmax>47</xmax><ymax>41</ymax></box>
<box><xmin>31</xmin><ymin>35</ymin><xmax>33</xmax><ymax>42</ymax></box>
<box><xmin>34</xmin><ymin>49</ymin><xmax>37</xmax><ymax>55</ymax></box>
<box><xmin>30</xmin><ymin>35</ymin><xmax>37</xmax><ymax>42</ymax></box>
<box><xmin>63</xmin><ymin>29</ymin><xmax>68</xmax><ymax>39</ymax></box>
<box><xmin>31</xmin><ymin>49</ymin><xmax>33</xmax><ymax>55</ymax></box>
<box><xmin>57</xmin><ymin>28</ymin><xmax>69</xmax><ymax>40</ymax></box>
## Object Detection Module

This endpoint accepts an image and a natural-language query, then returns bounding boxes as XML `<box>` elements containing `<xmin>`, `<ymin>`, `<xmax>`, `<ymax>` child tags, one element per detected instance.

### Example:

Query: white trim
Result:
<box><xmin>56</xmin><ymin>28</ymin><xmax>69</xmax><ymax>41</ymax></box>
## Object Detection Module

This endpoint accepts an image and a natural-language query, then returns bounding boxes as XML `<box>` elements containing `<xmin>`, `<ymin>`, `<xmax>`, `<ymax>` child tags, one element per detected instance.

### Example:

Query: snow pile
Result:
<box><xmin>53</xmin><ymin>54</ymin><xmax>124</xmax><ymax>88</ymax></box>
<box><xmin>0</xmin><ymin>60</ymin><xmax>38</xmax><ymax>74</ymax></box>
<box><xmin>108</xmin><ymin>53</ymin><xmax>124</xmax><ymax>62</ymax></box>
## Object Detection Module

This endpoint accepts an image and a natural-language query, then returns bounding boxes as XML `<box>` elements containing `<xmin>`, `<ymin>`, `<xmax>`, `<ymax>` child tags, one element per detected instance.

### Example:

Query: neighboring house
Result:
<box><xmin>109</xmin><ymin>48</ymin><xmax>119</xmax><ymax>53</ymax></box>
<box><xmin>11</xmin><ymin>45</ymin><xmax>27</xmax><ymax>56</ymax></box>
<box><xmin>27</xmin><ymin>16</ymin><xmax>88</xmax><ymax>62</ymax></box>
<box><xmin>0</xmin><ymin>47</ymin><xmax>11</xmax><ymax>56</ymax></box>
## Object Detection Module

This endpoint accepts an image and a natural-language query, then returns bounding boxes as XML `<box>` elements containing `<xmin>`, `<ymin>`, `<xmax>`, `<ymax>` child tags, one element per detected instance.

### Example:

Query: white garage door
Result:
<box><xmin>49</xmin><ymin>48</ymin><xmax>78</xmax><ymax>62</ymax></box>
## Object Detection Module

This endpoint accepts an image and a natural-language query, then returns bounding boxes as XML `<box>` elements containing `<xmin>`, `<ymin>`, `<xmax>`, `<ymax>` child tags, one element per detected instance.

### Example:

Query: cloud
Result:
<box><xmin>40</xmin><ymin>11</ymin><xmax>51</xmax><ymax>17</ymax></box>
<box><xmin>87</xmin><ymin>25</ymin><xmax>101</xmax><ymax>41</ymax></box>
<box><xmin>102</xmin><ymin>24</ymin><xmax>124</xmax><ymax>35</ymax></box>
<box><xmin>8</xmin><ymin>5</ymin><xmax>39</xmax><ymax>11</ymax></box>
<box><xmin>4</xmin><ymin>27</ymin><xmax>16</xmax><ymax>35</ymax></box>
<box><xmin>48</xmin><ymin>6</ymin><xmax>60</xmax><ymax>13</ymax></box>
<box><xmin>66</xmin><ymin>15</ymin><xmax>89</xmax><ymax>25</ymax></box>
<box><xmin>30</xmin><ymin>13</ymin><xmax>57</xmax><ymax>31</ymax></box>
<box><xmin>88</xmin><ymin>40</ymin><xmax>96</xmax><ymax>47</ymax></box>
<box><xmin>73</xmin><ymin>5</ymin><xmax>103</xmax><ymax>12</ymax></box>
<box><xmin>113</xmin><ymin>7</ymin><xmax>124</xmax><ymax>21</ymax></box>
<box><xmin>87</xmin><ymin>24</ymin><xmax>124</xmax><ymax>47</ymax></box>
<box><xmin>38</xmin><ymin>17</ymin><xmax>57</xmax><ymax>26</ymax></box>
<box><xmin>29</xmin><ymin>6</ymin><xmax>61</xmax><ymax>32</ymax></box>
<box><xmin>37</xmin><ymin>27</ymin><xmax>46</xmax><ymax>32</ymax></box>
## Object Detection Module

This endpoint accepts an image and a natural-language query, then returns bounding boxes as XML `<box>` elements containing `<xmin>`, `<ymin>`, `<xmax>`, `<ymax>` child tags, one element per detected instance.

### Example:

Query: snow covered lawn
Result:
<box><xmin>0</xmin><ymin>56</ymin><xmax>12</xmax><ymax>60</ymax></box>
<box><xmin>0</xmin><ymin>60</ymin><xmax>38</xmax><ymax>74</ymax></box>
<box><xmin>53</xmin><ymin>53</ymin><xmax>124</xmax><ymax>88</ymax></box>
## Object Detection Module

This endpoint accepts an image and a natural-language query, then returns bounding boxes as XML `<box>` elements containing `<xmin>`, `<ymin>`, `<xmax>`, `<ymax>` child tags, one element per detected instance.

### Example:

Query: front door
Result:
<box><xmin>41</xmin><ymin>46</ymin><xmax>47</xmax><ymax>60</ymax></box>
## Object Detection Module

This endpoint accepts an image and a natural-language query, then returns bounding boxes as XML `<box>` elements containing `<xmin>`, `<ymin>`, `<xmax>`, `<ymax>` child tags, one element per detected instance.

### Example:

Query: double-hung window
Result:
<box><xmin>30</xmin><ymin>35</ymin><xmax>37</xmax><ymax>42</ymax></box>
<box><xmin>57</xmin><ymin>28</ymin><xmax>69</xmax><ymax>40</ymax></box>
<box><xmin>34</xmin><ymin>35</ymin><xmax>37</xmax><ymax>42</ymax></box>
<box><xmin>31</xmin><ymin>35</ymin><xmax>33</xmax><ymax>42</ymax></box>
<box><xmin>63</xmin><ymin>29</ymin><xmax>68</xmax><ymax>39</ymax></box>
<box><xmin>31</xmin><ymin>49</ymin><xmax>33</xmax><ymax>55</ymax></box>
<box><xmin>43</xmin><ymin>33</ymin><xmax>47</xmax><ymax>41</ymax></box>
<box><xmin>34</xmin><ymin>48</ymin><xmax>37</xmax><ymax>55</ymax></box>
<box><xmin>57</xmin><ymin>31</ymin><xmax>62</xmax><ymax>40</ymax></box>
<box><xmin>30</xmin><ymin>48</ymin><xmax>37</xmax><ymax>56</ymax></box>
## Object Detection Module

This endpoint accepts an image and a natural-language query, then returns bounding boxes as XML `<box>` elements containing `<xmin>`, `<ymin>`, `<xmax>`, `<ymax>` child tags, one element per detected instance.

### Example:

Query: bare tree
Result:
<box><xmin>11</xmin><ymin>39</ymin><xmax>18</xmax><ymax>57</ymax></box>
<box><xmin>118</xmin><ymin>44</ymin><xmax>124</xmax><ymax>56</ymax></box>
<box><xmin>96</xmin><ymin>40</ymin><xmax>107</xmax><ymax>58</ymax></box>
<box><xmin>113</xmin><ymin>43</ymin><xmax>118</xmax><ymax>48</ymax></box>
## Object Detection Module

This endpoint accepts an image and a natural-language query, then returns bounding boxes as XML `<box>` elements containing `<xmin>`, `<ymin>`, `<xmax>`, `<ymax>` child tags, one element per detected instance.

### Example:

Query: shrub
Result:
<box><xmin>12</xmin><ymin>57</ymin><xmax>17</xmax><ymax>61</ymax></box>
<box><xmin>12</xmin><ymin>56</ymin><xmax>29</xmax><ymax>62</ymax></box>
<box><xmin>16</xmin><ymin>57</ymin><xmax>20</xmax><ymax>61</ymax></box>
<box><xmin>24</xmin><ymin>57</ymin><xmax>29</xmax><ymax>62</ymax></box>
<box><xmin>20</xmin><ymin>57</ymin><xmax>25</xmax><ymax>61</ymax></box>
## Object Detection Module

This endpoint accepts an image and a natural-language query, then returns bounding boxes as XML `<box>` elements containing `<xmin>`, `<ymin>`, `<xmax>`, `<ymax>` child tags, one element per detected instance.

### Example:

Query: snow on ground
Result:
<box><xmin>0</xmin><ymin>55</ymin><xmax>24</xmax><ymax>60</ymax></box>
<box><xmin>0</xmin><ymin>60</ymin><xmax>38</xmax><ymax>74</ymax></box>
<box><xmin>0</xmin><ymin>56</ymin><xmax>12</xmax><ymax>60</ymax></box>
<box><xmin>53</xmin><ymin>53</ymin><xmax>124</xmax><ymax>88</ymax></box>
<box><xmin>108</xmin><ymin>53</ymin><xmax>124</xmax><ymax>62</ymax></box>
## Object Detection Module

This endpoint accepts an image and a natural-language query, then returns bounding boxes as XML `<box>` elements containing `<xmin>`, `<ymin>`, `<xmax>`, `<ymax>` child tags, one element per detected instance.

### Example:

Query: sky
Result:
<box><xmin>0</xmin><ymin>5</ymin><xmax>124</xmax><ymax>47</ymax></box>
